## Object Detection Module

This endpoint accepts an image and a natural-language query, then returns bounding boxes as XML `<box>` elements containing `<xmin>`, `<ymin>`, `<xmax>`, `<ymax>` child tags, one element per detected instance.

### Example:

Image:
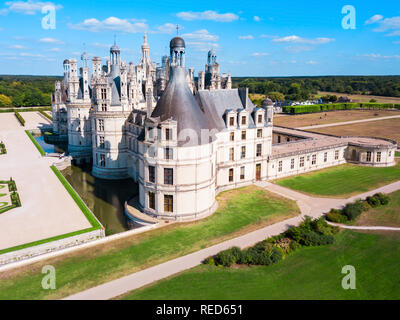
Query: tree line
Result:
<box><xmin>0</xmin><ymin>75</ymin><xmax>61</xmax><ymax>108</ymax></box>
<box><xmin>232</xmin><ymin>76</ymin><xmax>400</xmax><ymax>101</ymax></box>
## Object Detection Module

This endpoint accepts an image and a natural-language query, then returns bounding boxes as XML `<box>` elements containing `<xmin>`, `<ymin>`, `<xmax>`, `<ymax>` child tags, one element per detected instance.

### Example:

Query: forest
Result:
<box><xmin>0</xmin><ymin>75</ymin><xmax>61</xmax><ymax>108</ymax></box>
<box><xmin>232</xmin><ymin>76</ymin><xmax>400</xmax><ymax>102</ymax></box>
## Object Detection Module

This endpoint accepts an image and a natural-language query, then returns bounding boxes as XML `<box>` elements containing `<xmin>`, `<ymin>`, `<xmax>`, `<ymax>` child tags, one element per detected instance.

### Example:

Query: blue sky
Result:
<box><xmin>0</xmin><ymin>0</ymin><xmax>399</xmax><ymax>76</ymax></box>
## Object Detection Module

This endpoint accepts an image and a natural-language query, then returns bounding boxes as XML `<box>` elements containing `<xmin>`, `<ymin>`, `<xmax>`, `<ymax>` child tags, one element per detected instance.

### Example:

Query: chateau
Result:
<box><xmin>52</xmin><ymin>35</ymin><xmax>397</xmax><ymax>226</ymax></box>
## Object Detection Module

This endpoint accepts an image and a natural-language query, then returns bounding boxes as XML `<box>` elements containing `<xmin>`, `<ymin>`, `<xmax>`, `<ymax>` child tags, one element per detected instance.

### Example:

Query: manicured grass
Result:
<box><xmin>275</xmin><ymin>163</ymin><xmax>400</xmax><ymax>197</ymax></box>
<box><xmin>396</xmin><ymin>151</ymin><xmax>400</xmax><ymax>157</ymax></box>
<box><xmin>0</xmin><ymin>107</ymin><xmax>51</xmax><ymax>113</ymax></box>
<box><xmin>14</xmin><ymin>111</ymin><xmax>25</xmax><ymax>126</ymax></box>
<box><xmin>0</xmin><ymin>186</ymin><xmax>299</xmax><ymax>299</ymax></box>
<box><xmin>0</xmin><ymin>180</ymin><xmax>21</xmax><ymax>214</ymax></box>
<box><xmin>39</xmin><ymin>110</ymin><xmax>52</xmax><ymax>121</ymax></box>
<box><xmin>24</xmin><ymin>130</ymin><xmax>45</xmax><ymax>156</ymax></box>
<box><xmin>122</xmin><ymin>230</ymin><xmax>400</xmax><ymax>300</ymax></box>
<box><xmin>354</xmin><ymin>190</ymin><xmax>400</xmax><ymax>227</ymax></box>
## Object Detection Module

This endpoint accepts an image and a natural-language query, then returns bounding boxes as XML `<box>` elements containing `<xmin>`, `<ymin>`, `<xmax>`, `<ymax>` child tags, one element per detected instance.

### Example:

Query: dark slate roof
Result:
<box><xmin>151</xmin><ymin>66</ymin><xmax>210</xmax><ymax>146</ymax></box>
<box><xmin>170</xmin><ymin>36</ymin><xmax>185</xmax><ymax>48</ymax></box>
<box><xmin>195</xmin><ymin>89</ymin><xmax>257</xmax><ymax>131</ymax></box>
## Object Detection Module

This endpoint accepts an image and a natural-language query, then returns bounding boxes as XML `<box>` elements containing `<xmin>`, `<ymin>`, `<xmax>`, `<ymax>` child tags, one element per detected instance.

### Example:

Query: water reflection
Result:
<box><xmin>34</xmin><ymin>135</ymin><xmax>67</xmax><ymax>154</ymax></box>
<box><xmin>62</xmin><ymin>164</ymin><xmax>138</xmax><ymax>234</ymax></box>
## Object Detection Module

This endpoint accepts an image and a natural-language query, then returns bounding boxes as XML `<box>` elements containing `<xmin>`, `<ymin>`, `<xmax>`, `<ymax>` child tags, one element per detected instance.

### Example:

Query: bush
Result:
<box><xmin>215</xmin><ymin>247</ymin><xmax>240</xmax><ymax>267</ymax></box>
<box><xmin>373</xmin><ymin>193</ymin><xmax>390</xmax><ymax>205</ymax></box>
<box><xmin>366</xmin><ymin>195</ymin><xmax>381</xmax><ymax>208</ymax></box>
<box><xmin>14</xmin><ymin>111</ymin><xmax>25</xmax><ymax>126</ymax></box>
<box><xmin>203</xmin><ymin>257</ymin><xmax>215</xmax><ymax>266</ymax></box>
<box><xmin>326</xmin><ymin>211</ymin><xmax>348</xmax><ymax>223</ymax></box>
<box><xmin>300</xmin><ymin>231</ymin><xmax>335</xmax><ymax>246</ymax></box>
<box><xmin>342</xmin><ymin>200</ymin><xmax>365</xmax><ymax>220</ymax></box>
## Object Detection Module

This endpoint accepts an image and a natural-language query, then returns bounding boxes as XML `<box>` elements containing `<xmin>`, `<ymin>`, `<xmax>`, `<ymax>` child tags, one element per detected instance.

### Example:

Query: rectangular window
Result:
<box><xmin>99</xmin><ymin>136</ymin><xmax>105</xmax><ymax>149</ymax></box>
<box><xmin>164</xmin><ymin>168</ymin><xmax>173</xmax><ymax>185</ymax></box>
<box><xmin>366</xmin><ymin>151</ymin><xmax>372</xmax><ymax>162</ymax></box>
<box><xmin>101</xmin><ymin>104</ymin><xmax>107</xmax><ymax>112</ymax></box>
<box><xmin>229</xmin><ymin>147</ymin><xmax>234</xmax><ymax>161</ymax></box>
<box><xmin>335</xmin><ymin>150</ymin><xmax>339</xmax><ymax>160</ymax></box>
<box><xmin>312</xmin><ymin>154</ymin><xmax>317</xmax><ymax>165</ymax></box>
<box><xmin>278</xmin><ymin>161</ymin><xmax>282</xmax><ymax>172</ymax></box>
<box><xmin>98</xmin><ymin>119</ymin><xmax>104</xmax><ymax>131</ymax></box>
<box><xmin>165</xmin><ymin>128</ymin><xmax>171</xmax><ymax>141</ymax></box>
<box><xmin>256</xmin><ymin>144</ymin><xmax>262</xmax><ymax>157</ymax></box>
<box><xmin>148</xmin><ymin>192</ymin><xmax>155</xmax><ymax>210</ymax></box>
<box><xmin>101</xmin><ymin>88</ymin><xmax>107</xmax><ymax>100</ymax></box>
<box><xmin>148</xmin><ymin>166</ymin><xmax>155</xmax><ymax>183</ymax></box>
<box><xmin>241</xmin><ymin>146</ymin><xmax>246</xmax><ymax>159</ymax></box>
<box><xmin>241</xmin><ymin>130</ymin><xmax>246</xmax><ymax>140</ymax></box>
<box><xmin>278</xmin><ymin>136</ymin><xmax>281</xmax><ymax>143</ymax></box>
<box><xmin>257</xmin><ymin>129</ymin><xmax>262</xmax><ymax>138</ymax></box>
<box><xmin>229</xmin><ymin>117</ymin><xmax>234</xmax><ymax>126</ymax></box>
<box><xmin>100</xmin><ymin>154</ymin><xmax>105</xmax><ymax>167</ymax></box>
<box><xmin>164</xmin><ymin>147</ymin><xmax>172</xmax><ymax>160</ymax></box>
<box><xmin>230</xmin><ymin>132</ymin><xmax>234</xmax><ymax>141</ymax></box>
<box><xmin>377</xmin><ymin>152</ymin><xmax>381</xmax><ymax>162</ymax></box>
<box><xmin>258</xmin><ymin>114</ymin><xmax>262</xmax><ymax>124</ymax></box>
<box><xmin>229</xmin><ymin>168</ymin><xmax>234</xmax><ymax>182</ymax></box>
<box><xmin>300</xmin><ymin>157</ymin><xmax>305</xmax><ymax>167</ymax></box>
<box><xmin>324</xmin><ymin>152</ymin><xmax>328</xmax><ymax>162</ymax></box>
<box><xmin>164</xmin><ymin>195</ymin><xmax>173</xmax><ymax>212</ymax></box>
<box><xmin>291</xmin><ymin>158</ymin><xmax>295</xmax><ymax>169</ymax></box>
<box><xmin>240</xmin><ymin>166</ymin><xmax>245</xmax><ymax>180</ymax></box>
<box><xmin>241</xmin><ymin>116</ymin><xmax>246</xmax><ymax>125</ymax></box>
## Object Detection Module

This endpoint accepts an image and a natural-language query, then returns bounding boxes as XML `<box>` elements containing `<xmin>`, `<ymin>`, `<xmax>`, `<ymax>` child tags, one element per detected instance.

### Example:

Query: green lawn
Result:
<box><xmin>354</xmin><ymin>190</ymin><xmax>400</xmax><ymax>227</ymax></box>
<box><xmin>275</xmin><ymin>162</ymin><xmax>400</xmax><ymax>197</ymax></box>
<box><xmin>122</xmin><ymin>230</ymin><xmax>400</xmax><ymax>300</ymax></box>
<box><xmin>0</xmin><ymin>186</ymin><xmax>299</xmax><ymax>300</ymax></box>
<box><xmin>24</xmin><ymin>130</ymin><xmax>45</xmax><ymax>156</ymax></box>
<box><xmin>396</xmin><ymin>151</ymin><xmax>400</xmax><ymax>157</ymax></box>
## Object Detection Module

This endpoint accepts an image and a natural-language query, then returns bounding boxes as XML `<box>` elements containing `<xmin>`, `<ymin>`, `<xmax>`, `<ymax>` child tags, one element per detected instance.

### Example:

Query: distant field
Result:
<box><xmin>122</xmin><ymin>230</ymin><xmax>400</xmax><ymax>300</ymax></box>
<box><xmin>274</xmin><ymin>109</ymin><xmax>400</xmax><ymax>128</ymax></box>
<box><xmin>317</xmin><ymin>91</ymin><xmax>400</xmax><ymax>104</ymax></box>
<box><xmin>311</xmin><ymin>118</ymin><xmax>400</xmax><ymax>145</ymax></box>
<box><xmin>275</xmin><ymin>162</ymin><xmax>400</xmax><ymax>198</ymax></box>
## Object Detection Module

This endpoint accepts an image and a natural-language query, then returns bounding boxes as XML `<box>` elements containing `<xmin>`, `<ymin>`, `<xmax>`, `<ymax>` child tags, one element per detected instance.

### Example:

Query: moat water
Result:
<box><xmin>62</xmin><ymin>165</ymin><xmax>138</xmax><ymax>234</ymax></box>
<box><xmin>34</xmin><ymin>134</ymin><xmax>138</xmax><ymax>234</ymax></box>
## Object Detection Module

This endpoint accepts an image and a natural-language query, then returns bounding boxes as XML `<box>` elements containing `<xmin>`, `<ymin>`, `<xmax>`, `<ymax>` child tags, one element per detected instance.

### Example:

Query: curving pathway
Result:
<box><xmin>326</xmin><ymin>221</ymin><xmax>400</xmax><ymax>231</ymax></box>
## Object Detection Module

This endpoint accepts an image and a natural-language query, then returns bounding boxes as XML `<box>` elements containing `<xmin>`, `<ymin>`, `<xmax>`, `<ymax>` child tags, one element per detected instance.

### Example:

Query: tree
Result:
<box><xmin>267</xmin><ymin>91</ymin><xmax>285</xmax><ymax>102</ymax></box>
<box><xmin>0</xmin><ymin>94</ymin><xmax>12</xmax><ymax>107</ymax></box>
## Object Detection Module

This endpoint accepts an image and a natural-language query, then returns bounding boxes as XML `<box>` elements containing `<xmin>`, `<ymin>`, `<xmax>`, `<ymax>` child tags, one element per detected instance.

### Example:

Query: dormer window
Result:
<box><xmin>258</xmin><ymin>114</ymin><xmax>263</xmax><ymax>124</ymax></box>
<box><xmin>229</xmin><ymin>117</ymin><xmax>234</xmax><ymax>126</ymax></box>
<box><xmin>241</xmin><ymin>116</ymin><xmax>246</xmax><ymax>125</ymax></box>
<box><xmin>165</xmin><ymin>128</ymin><xmax>171</xmax><ymax>141</ymax></box>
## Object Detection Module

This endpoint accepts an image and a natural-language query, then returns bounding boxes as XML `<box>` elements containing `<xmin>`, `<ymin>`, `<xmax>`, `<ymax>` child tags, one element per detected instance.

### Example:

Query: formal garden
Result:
<box><xmin>0</xmin><ymin>178</ymin><xmax>21</xmax><ymax>214</ymax></box>
<box><xmin>275</xmin><ymin>162</ymin><xmax>400</xmax><ymax>198</ymax></box>
<box><xmin>0</xmin><ymin>141</ymin><xmax>6</xmax><ymax>155</ymax></box>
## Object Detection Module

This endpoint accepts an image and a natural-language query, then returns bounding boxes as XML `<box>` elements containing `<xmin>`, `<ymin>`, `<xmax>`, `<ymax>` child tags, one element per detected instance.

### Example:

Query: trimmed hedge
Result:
<box><xmin>14</xmin><ymin>111</ymin><xmax>25</xmax><ymax>126</ymax></box>
<box><xmin>39</xmin><ymin>110</ymin><xmax>53</xmax><ymax>121</ymax></box>
<box><xmin>25</xmin><ymin>130</ymin><xmax>45</xmax><ymax>156</ymax></box>
<box><xmin>0</xmin><ymin>141</ymin><xmax>6</xmax><ymax>155</ymax></box>
<box><xmin>0</xmin><ymin>107</ymin><xmax>51</xmax><ymax>113</ymax></box>
<box><xmin>283</xmin><ymin>102</ymin><xmax>400</xmax><ymax>114</ymax></box>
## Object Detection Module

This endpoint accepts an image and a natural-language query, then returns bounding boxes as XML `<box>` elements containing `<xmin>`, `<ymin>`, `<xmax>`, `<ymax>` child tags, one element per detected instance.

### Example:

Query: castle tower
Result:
<box><xmin>92</xmin><ymin>56</ymin><xmax>102</xmax><ymax>79</ymax></box>
<box><xmin>68</xmin><ymin>58</ymin><xmax>79</xmax><ymax>101</ymax></box>
<box><xmin>80</xmin><ymin>52</ymin><xmax>90</xmax><ymax>101</ymax></box>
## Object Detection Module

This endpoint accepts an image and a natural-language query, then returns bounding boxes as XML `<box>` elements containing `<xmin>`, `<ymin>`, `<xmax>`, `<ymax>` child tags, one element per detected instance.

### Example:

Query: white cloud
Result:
<box><xmin>8</xmin><ymin>44</ymin><xmax>26</xmax><ymax>49</ymax></box>
<box><xmin>284</xmin><ymin>45</ymin><xmax>313</xmax><ymax>53</ymax></box>
<box><xmin>49</xmin><ymin>47</ymin><xmax>60</xmax><ymax>51</ymax></box>
<box><xmin>260</xmin><ymin>34</ymin><xmax>278</xmax><ymax>39</ymax></box>
<box><xmin>273</xmin><ymin>35</ymin><xmax>335</xmax><ymax>44</ymax></box>
<box><xmin>238</xmin><ymin>35</ymin><xmax>254</xmax><ymax>40</ymax></box>
<box><xmin>39</xmin><ymin>37</ymin><xmax>64</xmax><ymax>44</ymax></box>
<box><xmin>362</xmin><ymin>53</ymin><xmax>400</xmax><ymax>59</ymax></box>
<box><xmin>254</xmin><ymin>16</ymin><xmax>261</xmax><ymax>22</ymax></box>
<box><xmin>373</xmin><ymin>16</ymin><xmax>400</xmax><ymax>32</ymax></box>
<box><xmin>2</xmin><ymin>1</ymin><xmax>62</xmax><ymax>15</ymax></box>
<box><xmin>251</xmin><ymin>52</ymin><xmax>269</xmax><ymax>56</ymax></box>
<box><xmin>365</xmin><ymin>14</ymin><xmax>383</xmax><ymax>25</ymax></box>
<box><xmin>306</xmin><ymin>60</ymin><xmax>318</xmax><ymax>65</ymax></box>
<box><xmin>68</xmin><ymin>17</ymin><xmax>148</xmax><ymax>33</ymax></box>
<box><xmin>182</xmin><ymin>29</ymin><xmax>218</xmax><ymax>42</ymax></box>
<box><xmin>19</xmin><ymin>52</ymin><xmax>45</xmax><ymax>57</ymax></box>
<box><xmin>186</xmin><ymin>41</ymin><xmax>219</xmax><ymax>52</ymax></box>
<box><xmin>387</xmin><ymin>30</ymin><xmax>400</xmax><ymax>37</ymax></box>
<box><xmin>176</xmin><ymin>10</ymin><xmax>238</xmax><ymax>22</ymax></box>
<box><xmin>154</xmin><ymin>23</ymin><xmax>182</xmax><ymax>34</ymax></box>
